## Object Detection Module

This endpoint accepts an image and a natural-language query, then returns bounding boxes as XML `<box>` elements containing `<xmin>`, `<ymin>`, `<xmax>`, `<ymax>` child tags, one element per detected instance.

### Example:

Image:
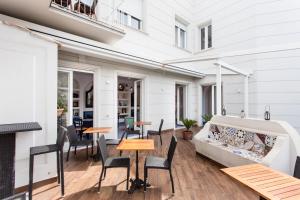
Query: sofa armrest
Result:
<box><xmin>192</xmin><ymin>122</ymin><xmax>210</xmax><ymax>143</ymax></box>
<box><xmin>262</xmin><ymin>135</ymin><xmax>290</xmax><ymax>174</ymax></box>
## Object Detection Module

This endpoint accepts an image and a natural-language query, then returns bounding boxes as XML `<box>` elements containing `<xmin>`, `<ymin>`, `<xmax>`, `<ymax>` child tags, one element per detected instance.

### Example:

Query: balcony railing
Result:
<box><xmin>50</xmin><ymin>0</ymin><xmax>123</xmax><ymax>30</ymax></box>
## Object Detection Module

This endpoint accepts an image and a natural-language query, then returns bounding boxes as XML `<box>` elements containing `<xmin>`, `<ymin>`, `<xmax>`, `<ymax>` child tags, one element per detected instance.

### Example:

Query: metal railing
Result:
<box><xmin>50</xmin><ymin>0</ymin><xmax>123</xmax><ymax>29</ymax></box>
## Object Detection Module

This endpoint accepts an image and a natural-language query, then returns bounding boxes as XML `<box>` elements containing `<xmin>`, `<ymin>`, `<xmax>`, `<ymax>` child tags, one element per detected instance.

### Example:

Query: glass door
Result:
<box><xmin>57</xmin><ymin>70</ymin><xmax>73</xmax><ymax>126</ymax></box>
<box><xmin>134</xmin><ymin>80</ymin><xmax>142</xmax><ymax>128</ymax></box>
<box><xmin>175</xmin><ymin>84</ymin><xmax>186</xmax><ymax>126</ymax></box>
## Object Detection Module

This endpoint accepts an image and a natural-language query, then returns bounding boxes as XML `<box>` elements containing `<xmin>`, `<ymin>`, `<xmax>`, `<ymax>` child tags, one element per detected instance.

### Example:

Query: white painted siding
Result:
<box><xmin>0</xmin><ymin>23</ymin><xmax>58</xmax><ymax>187</ymax></box>
<box><xmin>59</xmin><ymin>51</ymin><xmax>199</xmax><ymax>138</ymax></box>
<box><xmin>194</xmin><ymin>0</ymin><xmax>300</xmax><ymax>132</ymax></box>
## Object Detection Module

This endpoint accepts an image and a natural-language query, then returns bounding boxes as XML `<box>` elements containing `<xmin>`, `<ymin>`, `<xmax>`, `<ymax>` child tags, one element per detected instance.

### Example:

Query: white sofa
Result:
<box><xmin>193</xmin><ymin>116</ymin><xmax>300</xmax><ymax>175</ymax></box>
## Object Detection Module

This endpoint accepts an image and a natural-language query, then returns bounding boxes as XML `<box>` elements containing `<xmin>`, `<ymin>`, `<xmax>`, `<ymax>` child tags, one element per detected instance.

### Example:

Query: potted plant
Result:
<box><xmin>181</xmin><ymin>118</ymin><xmax>197</xmax><ymax>140</ymax></box>
<box><xmin>202</xmin><ymin>114</ymin><xmax>212</xmax><ymax>126</ymax></box>
<box><xmin>57</xmin><ymin>96</ymin><xmax>67</xmax><ymax>117</ymax></box>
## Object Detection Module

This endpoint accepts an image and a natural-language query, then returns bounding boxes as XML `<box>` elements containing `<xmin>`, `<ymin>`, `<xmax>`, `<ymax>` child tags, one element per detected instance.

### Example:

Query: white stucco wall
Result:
<box><xmin>0</xmin><ymin>23</ymin><xmax>58</xmax><ymax>187</ymax></box>
<box><xmin>59</xmin><ymin>51</ymin><xmax>199</xmax><ymax>139</ymax></box>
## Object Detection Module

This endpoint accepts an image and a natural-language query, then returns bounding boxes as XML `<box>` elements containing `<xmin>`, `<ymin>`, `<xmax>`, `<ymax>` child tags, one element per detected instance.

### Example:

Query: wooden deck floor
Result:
<box><xmin>32</xmin><ymin>129</ymin><xmax>258</xmax><ymax>200</ymax></box>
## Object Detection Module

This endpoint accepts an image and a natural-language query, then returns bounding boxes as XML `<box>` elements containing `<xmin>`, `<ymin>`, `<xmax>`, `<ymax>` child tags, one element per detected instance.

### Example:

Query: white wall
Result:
<box><xmin>0</xmin><ymin>23</ymin><xmax>58</xmax><ymax>187</ymax></box>
<box><xmin>59</xmin><ymin>51</ymin><xmax>199</xmax><ymax>138</ymax></box>
<box><xmin>193</xmin><ymin>0</ymin><xmax>300</xmax><ymax>133</ymax></box>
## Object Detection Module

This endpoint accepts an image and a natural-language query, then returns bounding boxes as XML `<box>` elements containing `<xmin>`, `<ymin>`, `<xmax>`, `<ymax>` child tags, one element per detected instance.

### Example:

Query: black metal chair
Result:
<box><xmin>147</xmin><ymin>119</ymin><xmax>164</xmax><ymax>146</ymax></box>
<box><xmin>124</xmin><ymin>117</ymin><xmax>141</xmax><ymax>139</ymax></box>
<box><xmin>144</xmin><ymin>135</ymin><xmax>177</xmax><ymax>193</ymax></box>
<box><xmin>105</xmin><ymin>131</ymin><xmax>126</xmax><ymax>156</ymax></box>
<box><xmin>73</xmin><ymin>116</ymin><xmax>84</xmax><ymax>140</ymax></box>
<box><xmin>294</xmin><ymin>156</ymin><xmax>300</xmax><ymax>179</ymax></box>
<box><xmin>66</xmin><ymin>125</ymin><xmax>93</xmax><ymax>161</ymax></box>
<box><xmin>97</xmin><ymin>135</ymin><xmax>130</xmax><ymax>192</ymax></box>
<box><xmin>29</xmin><ymin>126</ymin><xmax>67</xmax><ymax>200</ymax></box>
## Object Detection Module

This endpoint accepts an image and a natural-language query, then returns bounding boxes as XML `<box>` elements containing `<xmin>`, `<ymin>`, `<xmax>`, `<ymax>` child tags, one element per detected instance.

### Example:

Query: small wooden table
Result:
<box><xmin>134</xmin><ymin>121</ymin><xmax>151</xmax><ymax>139</ymax></box>
<box><xmin>83</xmin><ymin>127</ymin><xmax>112</xmax><ymax>160</ymax></box>
<box><xmin>221</xmin><ymin>164</ymin><xmax>300</xmax><ymax>200</ymax></box>
<box><xmin>117</xmin><ymin>139</ymin><xmax>154</xmax><ymax>193</ymax></box>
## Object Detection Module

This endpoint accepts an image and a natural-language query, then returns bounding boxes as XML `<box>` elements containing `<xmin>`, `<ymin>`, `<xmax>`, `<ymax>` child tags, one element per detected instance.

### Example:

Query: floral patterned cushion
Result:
<box><xmin>208</xmin><ymin>124</ymin><xmax>277</xmax><ymax>157</ymax></box>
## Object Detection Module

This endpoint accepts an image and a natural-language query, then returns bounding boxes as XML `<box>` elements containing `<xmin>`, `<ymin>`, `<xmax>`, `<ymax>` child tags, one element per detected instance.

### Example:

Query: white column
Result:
<box><xmin>216</xmin><ymin>64</ymin><xmax>222</xmax><ymax>115</ymax></box>
<box><xmin>244</xmin><ymin>75</ymin><xmax>249</xmax><ymax>117</ymax></box>
<box><xmin>197</xmin><ymin>83</ymin><xmax>203</xmax><ymax>126</ymax></box>
<box><xmin>211</xmin><ymin>85</ymin><xmax>215</xmax><ymax>114</ymax></box>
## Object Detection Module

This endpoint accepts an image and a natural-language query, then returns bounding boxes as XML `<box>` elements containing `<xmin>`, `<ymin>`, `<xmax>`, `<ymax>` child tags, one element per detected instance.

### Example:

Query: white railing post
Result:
<box><xmin>244</xmin><ymin>75</ymin><xmax>249</xmax><ymax>117</ymax></box>
<box><xmin>216</xmin><ymin>64</ymin><xmax>222</xmax><ymax>115</ymax></box>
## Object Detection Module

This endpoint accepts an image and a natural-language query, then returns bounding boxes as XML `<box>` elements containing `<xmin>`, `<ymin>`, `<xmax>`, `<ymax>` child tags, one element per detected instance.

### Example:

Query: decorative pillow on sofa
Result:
<box><xmin>252</xmin><ymin>144</ymin><xmax>265</xmax><ymax>156</ymax></box>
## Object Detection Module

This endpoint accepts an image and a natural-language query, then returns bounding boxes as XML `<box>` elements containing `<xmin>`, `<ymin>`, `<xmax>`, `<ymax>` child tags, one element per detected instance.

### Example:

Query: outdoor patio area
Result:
<box><xmin>26</xmin><ymin>129</ymin><xmax>257</xmax><ymax>200</ymax></box>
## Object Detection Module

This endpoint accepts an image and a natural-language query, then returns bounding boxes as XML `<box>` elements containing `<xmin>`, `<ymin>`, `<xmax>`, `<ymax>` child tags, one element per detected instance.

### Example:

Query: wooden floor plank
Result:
<box><xmin>32</xmin><ymin>128</ymin><xmax>258</xmax><ymax>200</ymax></box>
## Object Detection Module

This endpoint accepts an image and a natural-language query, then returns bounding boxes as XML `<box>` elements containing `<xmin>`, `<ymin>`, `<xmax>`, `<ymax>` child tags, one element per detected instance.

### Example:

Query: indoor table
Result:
<box><xmin>134</xmin><ymin>121</ymin><xmax>151</xmax><ymax>139</ymax></box>
<box><xmin>117</xmin><ymin>139</ymin><xmax>154</xmax><ymax>193</ymax></box>
<box><xmin>222</xmin><ymin>164</ymin><xmax>300</xmax><ymax>200</ymax></box>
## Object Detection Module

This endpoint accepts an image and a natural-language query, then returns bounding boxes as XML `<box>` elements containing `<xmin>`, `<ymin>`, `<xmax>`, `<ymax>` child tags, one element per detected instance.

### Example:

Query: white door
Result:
<box><xmin>134</xmin><ymin>80</ymin><xmax>143</xmax><ymax>128</ymax></box>
<box><xmin>57</xmin><ymin>70</ymin><xmax>73</xmax><ymax>126</ymax></box>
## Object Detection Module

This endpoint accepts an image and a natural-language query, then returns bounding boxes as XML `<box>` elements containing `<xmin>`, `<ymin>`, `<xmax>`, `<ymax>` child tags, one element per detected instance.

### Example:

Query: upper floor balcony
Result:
<box><xmin>0</xmin><ymin>0</ymin><xmax>126</xmax><ymax>43</ymax></box>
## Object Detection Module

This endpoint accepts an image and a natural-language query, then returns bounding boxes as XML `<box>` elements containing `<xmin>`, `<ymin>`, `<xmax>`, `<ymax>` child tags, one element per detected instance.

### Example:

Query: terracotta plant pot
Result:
<box><xmin>182</xmin><ymin>130</ymin><xmax>193</xmax><ymax>140</ymax></box>
<box><xmin>57</xmin><ymin>108</ymin><xmax>64</xmax><ymax>117</ymax></box>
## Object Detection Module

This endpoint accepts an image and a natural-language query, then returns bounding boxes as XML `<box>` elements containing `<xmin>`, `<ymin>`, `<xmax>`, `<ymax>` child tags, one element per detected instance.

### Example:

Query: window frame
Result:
<box><xmin>117</xmin><ymin>9</ymin><xmax>142</xmax><ymax>31</ymax></box>
<box><xmin>198</xmin><ymin>22</ymin><xmax>212</xmax><ymax>51</ymax></box>
<box><xmin>175</xmin><ymin>20</ymin><xmax>187</xmax><ymax>49</ymax></box>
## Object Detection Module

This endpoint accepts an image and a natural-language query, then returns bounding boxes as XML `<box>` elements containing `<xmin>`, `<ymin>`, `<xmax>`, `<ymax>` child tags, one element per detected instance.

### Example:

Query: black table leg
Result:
<box><xmin>128</xmin><ymin>150</ymin><xmax>150</xmax><ymax>194</ymax></box>
<box><xmin>141</xmin><ymin>125</ymin><xmax>144</xmax><ymax>139</ymax></box>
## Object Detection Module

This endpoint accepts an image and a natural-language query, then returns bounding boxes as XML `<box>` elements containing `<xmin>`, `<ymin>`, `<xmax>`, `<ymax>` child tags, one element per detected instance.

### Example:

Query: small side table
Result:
<box><xmin>0</xmin><ymin>122</ymin><xmax>42</xmax><ymax>199</ymax></box>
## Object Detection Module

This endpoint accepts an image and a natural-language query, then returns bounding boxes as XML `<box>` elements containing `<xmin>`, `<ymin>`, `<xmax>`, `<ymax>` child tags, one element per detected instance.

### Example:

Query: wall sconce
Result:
<box><xmin>264</xmin><ymin>105</ymin><xmax>271</xmax><ymax>120</ymax></box>
<box><xmin>221</xmin><ymin>105</ymin><xmax>226</xmax><ymax>116</ymax></box>
<box><xmin>240</xmin><ymin>110</ymin><xmax>245</xmax><ymax>118</ymax></box>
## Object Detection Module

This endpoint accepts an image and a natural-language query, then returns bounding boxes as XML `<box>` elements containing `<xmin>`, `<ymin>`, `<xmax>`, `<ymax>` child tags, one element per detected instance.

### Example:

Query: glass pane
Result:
<box><xmin>58</xmin><ymin>71</ymin><xmax>69</xmax><ymax>88</ymax></box>
<box><xmin>201</xmin><ymin>27</ymin><xmax>205</xmax><ymax>50</ymax></box>
<box><xmin>208</xmin><ymin>25</ymin><xmax>212</xmax><ymax>48</ymax></box>
<box><xmin>180</xmin><ymin>29</ymin><xmax>186</xmax><ymax>48</ymax></box>
<box><xmin>131</xmin><ymin>17</ymin><xmax>141</xmax><ymax>30</ymax></box>
<box><xmin>57</xmin><ymin>71</ymin><xmax>70</xmax><ymax>127</ymax></box>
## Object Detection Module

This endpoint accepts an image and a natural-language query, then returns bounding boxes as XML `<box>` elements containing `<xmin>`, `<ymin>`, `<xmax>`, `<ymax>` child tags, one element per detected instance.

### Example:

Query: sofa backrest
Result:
<box><xmin>208</xmin><ymin>123</ymin><xmax>277</xmax><ymax>157</ymax></box>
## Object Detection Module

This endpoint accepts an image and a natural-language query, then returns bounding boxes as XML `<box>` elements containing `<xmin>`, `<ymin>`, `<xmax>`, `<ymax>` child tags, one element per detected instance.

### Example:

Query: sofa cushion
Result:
<box><xmin>209</xmin><ymin>124</ymin><xmax>277</xmax><ymax>157</ymax></box>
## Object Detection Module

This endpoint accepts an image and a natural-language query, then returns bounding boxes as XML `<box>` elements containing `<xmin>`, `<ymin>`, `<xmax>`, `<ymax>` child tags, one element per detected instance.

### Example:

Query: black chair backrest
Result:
<box><xmin>294</xmin><ymin>156</ymin><xmax>300</xmax><ymax>179</ymax></box>
<box><xmin>67</xmin><ymin>125</ymin><xmax>78</xmax><ymax>145</ymax></box>
<box><xmin>167</xmin><ymin>135</ymin><xmax>177</xmax><ymax>165</ymax></box>
<box><xmin>98</xmin><ymin>135</ymin><xmax>108</xmax><ymax>163</ymax></box>
<box><xmin>119</xmin><ymin>131</ymin><xmax>126</xmax><ymax>144</ymax></box>
<box><xmin>57</xmin><ymin>126</ymin><xmax>67</xmax><ymax>149</ymax></box>
<box><xmin>73</xmin><ymin>116</ymin><xmax>83</xmax><ymax>129</ymax></box>
<box><xmin>158</xmin><ymin>119</ymin><xmax>164</xmax><ymax>133</ymax></box>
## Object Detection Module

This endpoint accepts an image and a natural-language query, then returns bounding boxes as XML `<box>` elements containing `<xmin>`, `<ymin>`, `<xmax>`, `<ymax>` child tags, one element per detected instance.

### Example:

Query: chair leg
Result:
<box><xmin>56</xmin><ymin>150</ymin><xmax>60</xmax><ymax>184</ymax></box>
<box><xmin>103</xmin><ymin>168</ymin><xmax>106</xmax><ymax>179</ymax></box>
<box><xmin>28</xmin><ymin>155</ymin><xmax>34</xmax><ymax>200</ymax></box>
<box><xmin>74</xmin><ymin>146</ymin><xmax>77</xmax><ymax>155</ymax></box>
<box><xmin>127</xmin><ymin>166</ymin><xmax>130</xmax><ymax>190</ymax></box>
<box><xmin>60</xmin><ymin>149</ymin><xmax>65</xmax><ymax>196</ymax></box>
<box><xmin>126</xmin><ymin>132</ymin><xmax>128</xmax><ymax>139</ymax></box>
<box><xmin>144</xmin><ymin>167</ymin><xmax>147</xmax><ymax>192</ymax></box>
<box><xmin>98</xmin><ymin>167</ymin><xmax>105</xmax><ymax>192</ymax></box>
<box><xmin>119</xmin><ymin>150</ymin><xmax>122</xmax><ymax>156</ymax></box>
<box><xmin>159</xmin><ymin>134</ymin><xmax>162</xmax><ymax>146</ymax></box>
<box><xmin>91</xmin><ymin>143</ymin><xmax>94</xmax><ymax>155</ymax></box>
<box><xmin>66</xmin><ymin>144</ymin><xmax>71</xmax><ymax>162</ymax></box>
<box><xmin>86</xmin><ymin>145</ymin><xmax>88</xmax><ymax>160</ymax></box>
<box><xmin>169</xmin><ymin>168</ymin><xmax>174</xmax><ymax>193</ymax></box>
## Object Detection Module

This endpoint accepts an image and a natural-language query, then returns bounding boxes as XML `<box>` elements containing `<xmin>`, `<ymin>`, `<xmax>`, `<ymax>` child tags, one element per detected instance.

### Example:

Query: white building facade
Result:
<box><xmin>0</xmin><ymin>0</ymin><xmax>299</xmax><ymax>188</ymax></box>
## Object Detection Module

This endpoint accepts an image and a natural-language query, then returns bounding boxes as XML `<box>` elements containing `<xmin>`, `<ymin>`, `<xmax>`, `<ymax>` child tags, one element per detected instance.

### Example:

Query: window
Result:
<box><xmin>199</xmin><ymin>23</ymin><xmax>212</xmax><ymax>50</ymax></box>
<box><xmin>117</xmin><ymin>10</ymin><xmax>142</xmax><ymax>30</ymax></box>
<box><xmin>175</xmin><ymin>20</ymin><xmax>187</xmax><ymax>49</ymax></box>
